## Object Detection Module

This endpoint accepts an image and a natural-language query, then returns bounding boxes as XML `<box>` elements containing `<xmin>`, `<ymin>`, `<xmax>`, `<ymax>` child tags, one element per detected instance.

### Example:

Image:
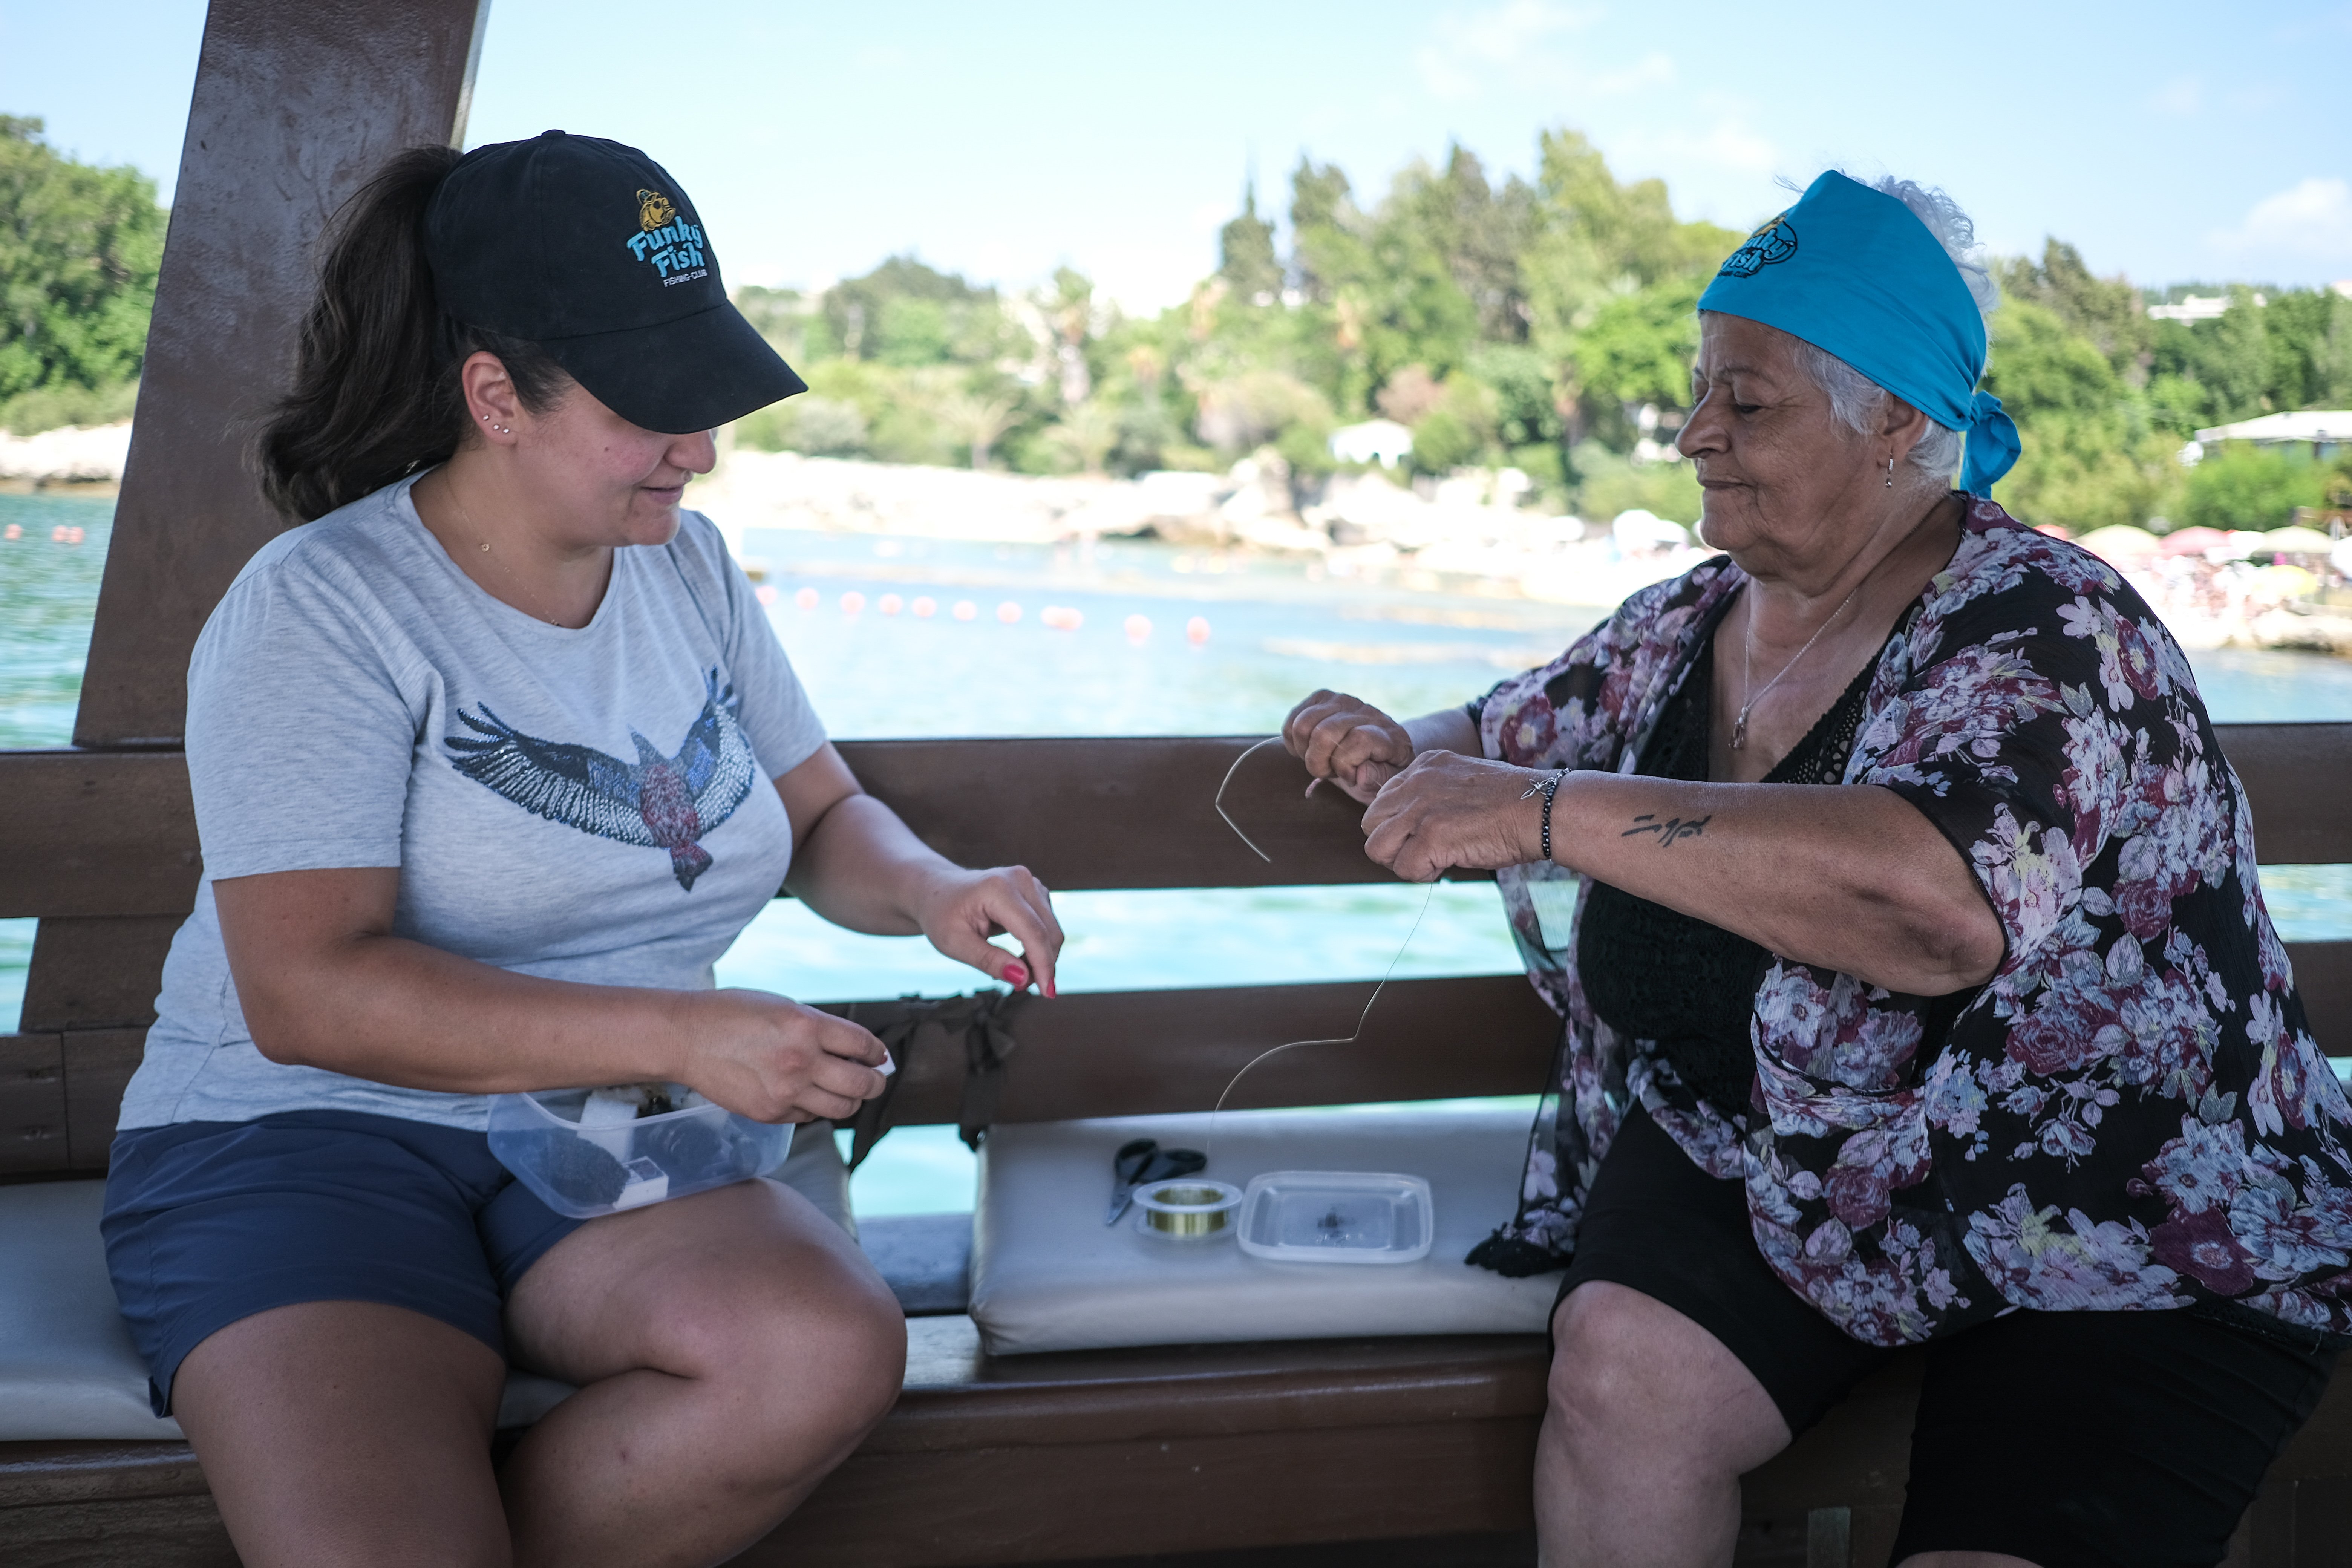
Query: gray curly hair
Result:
<box><xmin>1743</xmin><ymin>175</ymin><xmax>1999</xmax><ymax>482</ymax></box>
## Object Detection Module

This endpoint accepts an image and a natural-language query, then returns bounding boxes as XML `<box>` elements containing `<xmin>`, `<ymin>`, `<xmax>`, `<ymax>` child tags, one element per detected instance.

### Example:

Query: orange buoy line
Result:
<box><xmin>764</xmin><ymin>583</ymin><xmax>1207</xmax><ymax>645</ymax></box>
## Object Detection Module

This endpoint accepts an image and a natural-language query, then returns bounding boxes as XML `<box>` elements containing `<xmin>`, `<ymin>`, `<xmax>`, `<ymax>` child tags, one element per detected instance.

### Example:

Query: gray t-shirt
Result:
<box><xmin>118</xmin><ymin>471</ymin><xmax>825</xmax><ymax>1132</ymax></box>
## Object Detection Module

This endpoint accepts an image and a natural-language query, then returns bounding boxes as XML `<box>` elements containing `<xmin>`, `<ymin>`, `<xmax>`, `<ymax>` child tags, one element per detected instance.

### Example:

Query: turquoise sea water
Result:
<box><xmin>7</xmin><ymin>487</ymin><xmax>2352</xmax><ymax>1213</ymax></box>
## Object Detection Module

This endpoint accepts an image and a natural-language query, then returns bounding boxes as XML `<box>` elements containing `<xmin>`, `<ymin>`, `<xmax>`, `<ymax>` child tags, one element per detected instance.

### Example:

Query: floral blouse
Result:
<box><xmin>1473</xmin><ymin>497</ymin><xmax>2352</xmax><ymax>1345</ymax></box>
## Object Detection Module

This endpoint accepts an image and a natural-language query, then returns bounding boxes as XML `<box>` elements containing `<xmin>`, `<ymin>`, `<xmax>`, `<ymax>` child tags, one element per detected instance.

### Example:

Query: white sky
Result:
<box><xmin>5</xmin><ymin>0</ymin><xmax>2349</xmax><ymax>311</ymax></box>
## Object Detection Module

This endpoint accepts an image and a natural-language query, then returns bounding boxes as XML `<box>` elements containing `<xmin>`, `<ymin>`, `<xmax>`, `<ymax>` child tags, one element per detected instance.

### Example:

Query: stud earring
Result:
<box><xmin>480</xmin><ymin>413</ymin><xmax>511</xmax><ymax>435</ymax></box>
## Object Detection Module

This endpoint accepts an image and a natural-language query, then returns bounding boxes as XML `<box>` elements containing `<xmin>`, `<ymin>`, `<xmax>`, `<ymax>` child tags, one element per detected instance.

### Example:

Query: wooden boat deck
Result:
<box><xmin>4</xmin><ymin>5</ymin><xmax>2349</xmax><ymax>1564</ymax></box>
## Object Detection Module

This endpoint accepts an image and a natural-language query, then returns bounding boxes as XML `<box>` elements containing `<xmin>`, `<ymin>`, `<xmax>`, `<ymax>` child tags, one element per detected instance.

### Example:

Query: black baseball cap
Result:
<box><xmin>423</xmin><ymin>130</ymin><xmax>805</xmax><ymax>434</ymax></box>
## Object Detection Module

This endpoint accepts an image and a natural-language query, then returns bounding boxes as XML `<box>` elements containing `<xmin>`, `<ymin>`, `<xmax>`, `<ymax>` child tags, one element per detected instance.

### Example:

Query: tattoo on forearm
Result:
<box><xmin>1623</xmin><ymin>813</ymin><xmax>1710</xmax><ymax>848</ymax></box>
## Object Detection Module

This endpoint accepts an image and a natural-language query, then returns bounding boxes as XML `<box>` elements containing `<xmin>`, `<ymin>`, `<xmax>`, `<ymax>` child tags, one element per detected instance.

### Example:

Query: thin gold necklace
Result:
<box><xmin>1734</xmin><ymin>579</ymin><xmax>1861</xmax><ymax>751</ymax></box>
<box><xmin>440</xmin><ymin>473</ymin><xmax>569</xmax><ymax>627</ymax></box>
<box><xmin>1731</xmin><ymin>493</ymin><xmax>1960</xmax><ymax>750</ymax></box>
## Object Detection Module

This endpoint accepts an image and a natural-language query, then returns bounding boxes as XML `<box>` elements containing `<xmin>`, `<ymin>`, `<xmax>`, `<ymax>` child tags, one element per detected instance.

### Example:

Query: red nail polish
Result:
<box><xmin>1004</xmin><ymin>961</ymin><xmax>1029</xmax><ymax>989</ymax></box>
<box><xmin>1044</xmin><ymin>977</ymin><xmax>1057</xmax><ymax>999</ymax></box>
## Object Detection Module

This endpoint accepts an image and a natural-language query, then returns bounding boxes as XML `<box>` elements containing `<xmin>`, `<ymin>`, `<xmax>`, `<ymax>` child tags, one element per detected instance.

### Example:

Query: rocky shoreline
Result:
<box><xmin>12</xmin><ymin>425</ymin><xmax>2347</xmax><ymax>658</ymax></box>
<box><xmin>0</xmin><ymin>421</ymin><xmax>130</xmax><ymax>490</ymax></box>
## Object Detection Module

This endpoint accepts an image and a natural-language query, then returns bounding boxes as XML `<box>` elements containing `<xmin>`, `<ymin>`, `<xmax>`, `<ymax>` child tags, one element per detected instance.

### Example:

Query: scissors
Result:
<box><xmin>1104</xmin><ymin>1137</ymin><xmax>1207</xmax><ymax>1225</ymax></box>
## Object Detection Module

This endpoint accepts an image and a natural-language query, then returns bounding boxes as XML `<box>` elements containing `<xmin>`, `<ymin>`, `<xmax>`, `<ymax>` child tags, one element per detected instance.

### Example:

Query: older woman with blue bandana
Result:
<box><xmin>1283</xmin><ymin>172</ymin><xmax>2349</xmax><ymax>1566</ymax></box>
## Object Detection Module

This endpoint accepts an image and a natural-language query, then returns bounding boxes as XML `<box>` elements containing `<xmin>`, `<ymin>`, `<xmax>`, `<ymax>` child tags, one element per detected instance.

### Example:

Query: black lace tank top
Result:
<box><xmin>1576</xmin><ymin>605</ymin><xmax>1904</xmax><ymax>1113</ymax></box>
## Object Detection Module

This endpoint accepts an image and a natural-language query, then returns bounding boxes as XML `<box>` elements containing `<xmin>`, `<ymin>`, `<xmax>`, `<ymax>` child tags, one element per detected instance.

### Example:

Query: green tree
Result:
<box><xmin>1996</xmin><ymin>242</ymin><xmax>2151</xmax><ymax>380</ymax></box>
<box><xmin>1984</xmin><ymin>300</ymin><xmax>2180</xmax><ymax>532</ymax></box>
<box><xmin>2180</xmin><ymin>445</ymin><xmax>2329</xmax><ymax>531</ymax></box>
<box><xmin>0</xmin><ymin>116</ymin><xmax>166</xmax><ymax>421</ymax></box>
<box><xmin>1218</xmin><ymin>182</ymin><xmax>1281</xmax><ymax>304</ymax></box>
<box><xmin>1572</xmin><ymin>277</ymin><xmax>1705</xmax><ymax>412</ymax></box>
<box><xmin>1519</xmin><ymin>130</ymin><xmax>1736</xmax><ymax>447</ymax></box>
<box><xmin>2263</xmin><ymin>288</ymin><xmax>2352</xmax><ymax>410</ymax></box>
<box><xmin>1288</xmin><ymin>157</ymin><xmax>1360</xmax><ymax>303</ymax></box>
<box><xmin>1389</xmin><ymin>145</ymin><xmax>1535</xmax><ymax>342</ymax></box>
<box><xmin>822</xmin><ymin>256</ymin><xmax>1006</xmax><ymax>367</ymax></box>
<box><xmin>1406</xmin><ymin>375</ymin><xmax>1497</xmax><ymax>475</ymax></box>
<box><xmin>2150</xmin><ymin>288</ymin><xmax>2276</xmax><ymax>429</ymax></box>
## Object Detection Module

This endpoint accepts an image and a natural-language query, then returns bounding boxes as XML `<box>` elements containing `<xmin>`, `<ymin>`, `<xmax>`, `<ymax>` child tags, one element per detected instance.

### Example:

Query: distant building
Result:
<box><xmin>2148</xmin><ymin>294</ymin><xmax>2261</xmax><ymax>323</ymax></box>
<box><xmin>1329</xmin><ymin>419</ymin><xmax>1414</xmax><ymax>468</ymax></box>
<box><xmin>2196</xmin><ymin>410</ymin><xmax>2352</xmax><ymax>462</ymax></box>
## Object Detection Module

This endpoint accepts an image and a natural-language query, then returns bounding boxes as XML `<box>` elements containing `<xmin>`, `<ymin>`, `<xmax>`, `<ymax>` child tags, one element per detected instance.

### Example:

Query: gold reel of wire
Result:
<box><xmin>1133</xmin><ymin>1179</ymin><xmax>1243</xmax><ymax>1240</ymax></box>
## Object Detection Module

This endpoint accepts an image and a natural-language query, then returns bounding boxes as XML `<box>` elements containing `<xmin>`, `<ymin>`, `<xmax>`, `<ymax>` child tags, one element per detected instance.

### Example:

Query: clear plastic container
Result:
<box><xmin>1237</xmin><ymin>1171</ymin><xmax>1433</xmax><ymax>1265</ymax></box>
<box><xmin>487</xmin><ymin>1087</ymin><xmax>793</xmax><ymax>1219</ymax></box>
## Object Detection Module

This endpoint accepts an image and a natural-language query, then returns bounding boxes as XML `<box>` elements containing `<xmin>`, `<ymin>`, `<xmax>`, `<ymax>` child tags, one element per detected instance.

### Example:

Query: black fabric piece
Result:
<box><xmin>844</xmin><ymin>991</ymin><xmax>1024</xmax><ymax>1166</ymax></box>
<box><xmin>1559</xmin><ymin>1104</ymin><xmax>2341</xmax><ymax>1562</ymax></box>
<box><xmin>1464</xmin><ymin>1231</ymin><xmax>1564</xmax><ymax>1278</ymax></box>
<box><xmin>1577</xmin><ymin>626</ymin><xmax>1889</xmax><ymax>1114</ymax></box>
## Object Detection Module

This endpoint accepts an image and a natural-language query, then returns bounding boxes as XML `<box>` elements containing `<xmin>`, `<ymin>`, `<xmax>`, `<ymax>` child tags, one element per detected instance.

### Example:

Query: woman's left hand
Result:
<box><xmin>1361</xmin><ymin>752</ymin><xmax>1549</xmax><ymax>882</ymax></box>
<box><xmin>910</xmin><ymin>864</ymin><xmax>1065</xmax><ymax>997</ymax></box>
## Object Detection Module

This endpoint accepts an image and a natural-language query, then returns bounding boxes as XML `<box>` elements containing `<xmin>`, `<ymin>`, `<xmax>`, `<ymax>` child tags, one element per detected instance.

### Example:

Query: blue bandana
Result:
<box><xmin>1696</xmin><ymin>172</ymin><xmax>2020</xmax><ymax>496</ymax></box>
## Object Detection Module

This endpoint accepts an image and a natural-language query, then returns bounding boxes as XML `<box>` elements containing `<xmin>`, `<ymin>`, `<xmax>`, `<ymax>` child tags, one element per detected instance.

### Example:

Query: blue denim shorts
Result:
<box><xmin>102</xmin><ymin>1110</ymin><xmax>586</xmax><ymax>1416</ymax></box>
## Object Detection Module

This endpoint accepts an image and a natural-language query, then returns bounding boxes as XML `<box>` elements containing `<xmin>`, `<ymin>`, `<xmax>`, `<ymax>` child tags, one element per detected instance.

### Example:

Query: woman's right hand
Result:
<box><xmin>674</xmin><ymin>989</ymin><xmax>894</xmax><ymax>1124</ymax></box>
<box><xmin>1283</xmin><ymin>689</ymin><xmax>1415</xmax><ymax>805</ymax></box>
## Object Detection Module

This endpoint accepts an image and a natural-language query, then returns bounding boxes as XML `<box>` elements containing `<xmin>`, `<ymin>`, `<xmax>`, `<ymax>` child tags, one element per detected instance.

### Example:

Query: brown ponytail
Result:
<box><xmin>253</xmin><ymin>146</ymin><xmax>570</xmax><ymax>522</ymax></box>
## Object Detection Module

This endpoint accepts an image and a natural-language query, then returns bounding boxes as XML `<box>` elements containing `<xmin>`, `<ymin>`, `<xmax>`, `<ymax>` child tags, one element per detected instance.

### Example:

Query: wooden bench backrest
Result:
<box><xmin>4</xmin><ymin>0</ymin><xmax>2349</xmax><ymax>1180</ymax></box>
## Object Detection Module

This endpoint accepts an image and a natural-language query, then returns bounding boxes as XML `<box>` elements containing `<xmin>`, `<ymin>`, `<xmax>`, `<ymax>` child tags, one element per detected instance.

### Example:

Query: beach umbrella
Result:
<box><xmin>2254</xmin><ymin>564</ymin><xmax>2319</xmax><ymax>600</ymax></box>
<box><xmin>2077</xmin><ymin>524</ymin><xmax>2161</xmax><ymax>561</ymax></box>
<box><xmin>2262</xmin><ymin>526</ymin><xmax>2337</xmax><ymax>556</ymax></box>
<box><xmin>2158</xmin><ymin>526</ymin><xmax>2229</xmax><ymax>556</ymax></box>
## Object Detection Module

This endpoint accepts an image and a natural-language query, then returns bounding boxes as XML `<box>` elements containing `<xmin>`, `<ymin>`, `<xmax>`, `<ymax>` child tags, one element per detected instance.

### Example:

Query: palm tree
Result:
<box><xmin>936</xmin><ymin>391</ymin><xmax>1020</xmax><ymax>471</ymax></box>
<box><xmin>1044</xmin><ymin>400</ymin><xmax>1121</xmax><ymax>476</ymax></box>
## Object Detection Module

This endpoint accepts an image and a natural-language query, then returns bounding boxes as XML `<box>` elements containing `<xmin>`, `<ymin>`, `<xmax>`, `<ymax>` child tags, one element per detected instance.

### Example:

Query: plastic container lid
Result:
<box><xmin>1132</xmin><ymin>1178</ymin><xmax>1243</xmax><ymax>1242</ymax></box>
<box><xmin>487</xmin><ymin>1086</ymin><xmax>792</xmax><ymax>1219</ymax></box>
<box><xmin>1237</xmin><ymin>1171</ymin><xmax>1433</xmax><ymax>1265</ymax></box>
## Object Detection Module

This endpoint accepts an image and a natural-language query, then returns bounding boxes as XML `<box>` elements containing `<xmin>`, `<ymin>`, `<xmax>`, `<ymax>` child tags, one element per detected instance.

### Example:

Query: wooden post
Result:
<box><xmin>72</xmin><ymin>0</ymin><xmax>492</xmax><ymax>749</ymax></box>
<box><xmin>31</xmin><ymin>0</ymin><xmax>490</xmax><ymax>1171</ymax></box>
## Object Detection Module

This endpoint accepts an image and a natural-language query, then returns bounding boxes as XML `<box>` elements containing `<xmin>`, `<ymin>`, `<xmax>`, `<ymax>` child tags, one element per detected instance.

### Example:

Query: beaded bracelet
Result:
<box><xmin>1520</xmin><ymin>769</ymin><xmax>1568</xmax><ymax>863</ymax></box>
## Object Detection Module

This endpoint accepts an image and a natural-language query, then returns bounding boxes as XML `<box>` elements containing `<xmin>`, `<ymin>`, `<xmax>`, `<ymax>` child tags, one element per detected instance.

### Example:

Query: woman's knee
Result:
<box><xmin>1545</xmin><ymin>1282</ymin><xmax>1787</xmax><ymax>1472</ymax></box>
<box><xmin>1547</xmin><ymin>1284</ymin><xmax>1666</xmax><ymax>1443</ymax></box>
<box><xmin>671</xmin><ymin>1246</ymin><xmax>906</xmax><ymax>1441</ymax></box>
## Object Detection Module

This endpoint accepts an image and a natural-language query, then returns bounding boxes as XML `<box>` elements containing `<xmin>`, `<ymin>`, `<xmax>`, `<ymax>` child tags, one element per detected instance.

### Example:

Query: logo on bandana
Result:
<box><xmin>624</xmin><ymin>188</ymin><xmax>709</xmax><ymax>286</ymax></box>
<box><xmin>1718</xmin><ymin>213</ymin><xmax>1798</xmax><ymax>279</ymax></box>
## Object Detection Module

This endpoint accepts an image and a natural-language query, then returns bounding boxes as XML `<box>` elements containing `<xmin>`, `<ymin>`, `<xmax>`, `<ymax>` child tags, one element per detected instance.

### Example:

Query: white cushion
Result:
<box><xmin>0</xmin><ymin>1182</ymin><xmax>184</xmax><ymax>1441</ymax></box>
<box><xmin>0</xmin><ymin>1127</ymin><xmax>858</xmax><ymax>1441</ymax></box>
<box><xmin>968</xmin><ymin>1106</ymin><xmax>1562</xmax><ymax>1355</ymax></box>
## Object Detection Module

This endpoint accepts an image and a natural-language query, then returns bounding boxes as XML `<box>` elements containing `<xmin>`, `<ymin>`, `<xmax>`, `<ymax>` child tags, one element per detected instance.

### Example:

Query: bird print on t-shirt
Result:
<box><xmin>444</xmin><ymin>669</ymin><xmax>758</xmax><ymax>890</ymax></box>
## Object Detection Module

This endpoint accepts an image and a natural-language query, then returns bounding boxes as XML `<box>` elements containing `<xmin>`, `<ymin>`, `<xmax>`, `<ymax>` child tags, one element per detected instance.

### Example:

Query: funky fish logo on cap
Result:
<box><xmin>625</xmin><ymin>188</ymin><xmax>709</xmax><ymax>286</ymax></box>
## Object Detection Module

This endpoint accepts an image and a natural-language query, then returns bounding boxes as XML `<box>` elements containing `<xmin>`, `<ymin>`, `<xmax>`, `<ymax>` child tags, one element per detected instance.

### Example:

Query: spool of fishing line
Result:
<box><xmin>1133</xmin><ymin>1178</ymin><xmax>1243</xmax><ymax>1240</ymax></box>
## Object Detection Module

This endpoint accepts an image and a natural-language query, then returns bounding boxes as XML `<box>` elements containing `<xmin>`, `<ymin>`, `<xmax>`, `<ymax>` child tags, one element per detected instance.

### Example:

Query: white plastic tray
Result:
<box><xmin>1236</xmin><ymin>1170</ymin><xmax>1433</xmax><ymax>1265</ymax></box>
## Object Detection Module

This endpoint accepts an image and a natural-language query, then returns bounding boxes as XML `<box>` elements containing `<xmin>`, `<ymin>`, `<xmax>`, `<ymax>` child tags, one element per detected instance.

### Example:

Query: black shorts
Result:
<box><xmin>1557</xmin><ymin>1104</ymin><xmax>2344</xmax><ymax>1568</ymax></box>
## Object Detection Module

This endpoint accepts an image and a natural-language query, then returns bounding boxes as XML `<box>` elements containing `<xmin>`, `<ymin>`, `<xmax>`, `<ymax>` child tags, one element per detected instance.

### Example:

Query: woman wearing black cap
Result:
<box><xmin>96</xmin><ymin>133</ymin><xmax>1058</xmax><ymax>1565</ymax></box>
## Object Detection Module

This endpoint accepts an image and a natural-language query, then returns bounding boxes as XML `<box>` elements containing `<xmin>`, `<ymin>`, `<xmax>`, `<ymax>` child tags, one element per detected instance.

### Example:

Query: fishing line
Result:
<box><xmin>1203</xmin><ymin>733</ymin><xmax>1439</xmax><ymax>1161</ymax></box>
<box><xmin>1212</xmin><ymin>734</ymin><xmax>1288</xmax><ymax>863</ymax></box>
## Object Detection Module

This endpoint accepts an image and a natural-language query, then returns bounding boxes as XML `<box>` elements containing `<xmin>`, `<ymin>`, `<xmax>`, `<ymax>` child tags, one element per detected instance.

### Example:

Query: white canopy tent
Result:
<box><xmin>2194</xmin><ymin>410</ymin><xmax>2352</xmax><ymax>459</ymax></box>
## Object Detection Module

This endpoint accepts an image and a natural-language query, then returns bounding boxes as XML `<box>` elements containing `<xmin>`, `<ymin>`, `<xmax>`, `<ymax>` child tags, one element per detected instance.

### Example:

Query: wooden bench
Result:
<box><xmin>7</xmin><ymin>6</ymin><xmax>2352</xmax><ymax>1563</ymax></box>
<box><xmin>10</xmin><ymin>728</ymin><xmax>2352</xmax><ymax>1566</ymax></box>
